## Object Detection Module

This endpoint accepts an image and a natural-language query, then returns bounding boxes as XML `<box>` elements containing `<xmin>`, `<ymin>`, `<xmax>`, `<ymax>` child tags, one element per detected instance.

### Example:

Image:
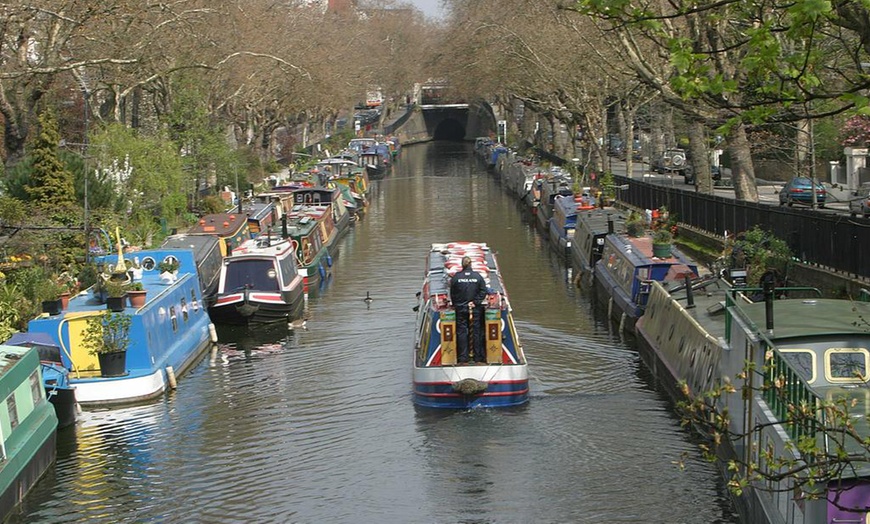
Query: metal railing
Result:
<box><xmin>614</xmin><ymin>175</ymin><xmax>870</xmax><ymax>279</ymax></box>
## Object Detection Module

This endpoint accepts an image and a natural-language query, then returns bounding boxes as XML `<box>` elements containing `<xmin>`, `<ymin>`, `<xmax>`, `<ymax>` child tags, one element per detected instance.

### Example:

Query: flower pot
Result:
<box><xmin>59</xmin><ymin>292</ymin><xmax>71</xmax><ymax>310</ymax></box>
<box><xmin>106</xmin><ymin>296</ymin><xmax>126</xmax><ymax>312</ymax></box>
<box><xmin>652</xmin><ymin>242</ymin><xmax>672</xmax><ymax>258</ymax></box>
<box><xmin>97</xmin><ymin>351</ymin><xmax>127</xmax><ymax>377</ymax></box>
<box><xmin>42</xmin><ymin>299</ymin><xmax>62</xmax><ymax>316</ymax></box>
<box><xmin>127</xmin><ymin>290</ymin><xmax>147</xmax><ymax>308</ymax></box>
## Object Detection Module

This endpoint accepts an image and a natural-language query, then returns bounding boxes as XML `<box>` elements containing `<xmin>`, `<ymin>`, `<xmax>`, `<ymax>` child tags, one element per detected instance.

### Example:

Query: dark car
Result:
<box><xmin>778</xmin><ymin>176</ymin><xmax>826</xmax><ymax>207</ymax></box>
<box><xmin>849</xmin><ymin>189</ymin><xmax>870</xmax><ymax>218</ymax></box>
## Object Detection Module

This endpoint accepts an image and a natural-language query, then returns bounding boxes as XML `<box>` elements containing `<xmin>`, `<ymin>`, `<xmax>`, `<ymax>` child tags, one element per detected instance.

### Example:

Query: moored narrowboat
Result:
<box><xmin>0</xmin><ymin>344</ymin><xmax>58</xmax><ymax>522</ymax></box>
<box><xmin>548</xmin><ymin>192</ymin><xmax>597</xmax><ymax>257</ymax></box>
<box><xmin>593</xmin><ymin>232</ymin><xmax>699</xmax><ymax>332</ymax></box>
<box><xmin>412</xmin><ymin>242</ymin><xmax>529</xmax><ymax>409</ymax></box>
<box><xmin>209</xmin><ymin>235</ymin><xmax>305</xmax><ymax>325</ymax></box>
<box><xmin>636</xmin><ymin>276</ymin><xmax>870</xmax><ymax>523</ymax></box>
<box><xmin>187</xmin><ymin>212</ymin><xmax>250</xmax><ymax>256</ymax></box>
<box><xmin>25</xmin><ymin>247</ymin><xmax>217</xmax><ymax>407</ymax></box>
<box><xmin>570</xmin><ymin>209</ymin><xmax>624</xmax><ymax>287</ymax></box>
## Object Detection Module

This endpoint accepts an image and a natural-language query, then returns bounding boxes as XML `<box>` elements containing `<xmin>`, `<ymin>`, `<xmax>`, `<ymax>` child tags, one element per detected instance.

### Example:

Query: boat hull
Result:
<box><xmin>209</xmin><ymin>288</ymin><xmax>305</xmax><ymax>325</ymax></box>
<box><xmin>413</xmin><ymin>364</ymin><xmax>529</xmax><ymax>409</ymax></box>
<box><xmin>0</xmin><ymin>417</ymin><xmax>56</xmax><ymax>522</ymax></box>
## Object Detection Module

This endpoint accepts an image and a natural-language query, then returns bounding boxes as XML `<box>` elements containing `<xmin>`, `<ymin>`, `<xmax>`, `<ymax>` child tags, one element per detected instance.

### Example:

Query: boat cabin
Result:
<box><xmin>186</xmin><ymin>212</ymin><xmax>250</xmax><ymax>257</ymax></box>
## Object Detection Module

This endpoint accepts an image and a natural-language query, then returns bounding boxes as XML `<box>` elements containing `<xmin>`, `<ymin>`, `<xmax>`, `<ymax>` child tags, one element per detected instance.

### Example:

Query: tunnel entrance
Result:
<box><xmin>432</xmin><ymin>118</ymin><xmax>466</xmax><ymax>141</ymax></box>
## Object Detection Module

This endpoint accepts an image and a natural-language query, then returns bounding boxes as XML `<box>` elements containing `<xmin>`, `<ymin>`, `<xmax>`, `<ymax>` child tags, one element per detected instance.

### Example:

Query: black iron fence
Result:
<box><xmin>614</xmin><ymin>175</ymin><xmax>870</xmax><ymax>279</ymax></box>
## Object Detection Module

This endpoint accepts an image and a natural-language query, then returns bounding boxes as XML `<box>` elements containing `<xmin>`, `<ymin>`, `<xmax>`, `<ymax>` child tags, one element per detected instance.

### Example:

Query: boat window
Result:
<box><xmin>637</xmin><ymin>267</ymin><xmax>649</xmax><ymax>281</ymax></box>
<box><xmin>162</xmin><ymin>255</ymin><xmax>179</xmax><ymax>271</ymax></box>
<box><xmin>6</xmin><ymin>394</ymin><xmax>18</xmax><ymax>430</ymax></box>
<box><xmin>280</xmin><ymin>255</ymin><xmax>298</xmax><ymax>283</ymax></box>
<box><xmin>678</xmin><ymin>337</ymin><xmax>685</xmax><ymax>354</ymax></box>
<box><xmin>825</xmin><ymin>348</ymin><xmax>869</xmax><ymax>383</ymax></box>
<box><xmin>181</xmin><ymin>299</ymin><xmax>189</xmax><ymax>322</ymax></box>
<box><xmin>668</xmin><ymin>324</ymin><xmax>676</xmax><ymax>342</ymax></box>
<box><xmin>170</xmin><ymin>306</ymin><xmax>178</xmax><ymax>332</ymax></box>
<box><xmin>141</xmin><ymin>256</ymin><xmax>156</xmax><ymax>271</ymax></box>
<box><xmin>224</xmin><ymin>260</ymin><xmax>280</xmax><ymax>292</ymax></box>
<box><xmin>690</xmin><ymin>348</ymin><xmax>697</xmax><ymax>368</ymax></box>
<box><xmin>780</xmin><ymin>349</ymin><xmax>816</xmax><ymax>384</ymax></box>
<box><xmin>29</xmin><ymin>370</ymin><xmax>42</xmax><ymax>403</ymax></box>
<box><xmin>191</xmin><ymin>290</ymin><xmax>199</xmax><ymax>312</ymax></box>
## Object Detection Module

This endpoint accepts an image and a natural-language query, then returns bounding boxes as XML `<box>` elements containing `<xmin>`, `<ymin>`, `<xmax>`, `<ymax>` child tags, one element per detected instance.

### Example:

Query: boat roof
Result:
<box><xmin>576</xmin><ymin>208</ymin><xmax>626</xmax><ymax>235</ymax></box>
<box><xmin>739</xmin><ymin>299</ymin><xmax>870</xmax><ymax>341</ymax></box>
<box><xmin>242</xmin><ymin>201</ymin><xmax>274</xmax><ymax>222</ymax></box>
<box><xmin>161</xmin><ymin>233</ymin><xmax>221</xmax><ymax>257</ymax></box>
<box><xmin>187</xmin><ymin>213</ymin><xmax>248</xmax><ymax>237</ymax></box>
<box><xmin>230</xmin><ymin>235</ymin><xmax>294</xmax><ymax>258</ymax></box>
<box><xmin>425</xmin><ymin>242</ymin><xmax>506</xmax><ymax>298</ymax></box>
<box><xmin>606</xmin><ymin>234</ymin><xmax>698</xmax><ymax>269</ymax></box>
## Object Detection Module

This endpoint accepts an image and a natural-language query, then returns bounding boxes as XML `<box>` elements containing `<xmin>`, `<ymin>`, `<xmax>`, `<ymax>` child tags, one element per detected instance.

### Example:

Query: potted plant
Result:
<box><xmin>38</xmin><ymin>280</ymin><xmax>65</xmax><ymax>316</ymax></box>
<box><xmin>652</xmin><ymin>228</ymin><xmax>673</xmax><ymax>258</ymax></box>
<box><xmin>157</xmin><ymin>258</ymin><xmax>180</xmax><ymax>275</ymax></box>
<box><xmin>126</xmin><ymin>281</ymin><xmax>147</xmax><ymax>308</ymax></box>
<box><xmin>626</xmin><ymin>212</ymin><xmax>646</xmax><ymax>238</ymax></box>
<box><xmin>83</xmin><ymin>312</ymin><xmax>131</xmax><ymax>377</ymax></box>
<box><xmin>104</xmin><ymin>279</ymin><xmax>128</xmax><ymax>312</ymax></box>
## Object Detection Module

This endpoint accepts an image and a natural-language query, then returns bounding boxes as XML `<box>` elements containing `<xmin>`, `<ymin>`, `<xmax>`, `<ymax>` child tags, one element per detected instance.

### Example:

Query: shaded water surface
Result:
<box><xmin>12</xmin><ymin>142</ymin><xmax>738</xmax><ymax>523</ymax></box>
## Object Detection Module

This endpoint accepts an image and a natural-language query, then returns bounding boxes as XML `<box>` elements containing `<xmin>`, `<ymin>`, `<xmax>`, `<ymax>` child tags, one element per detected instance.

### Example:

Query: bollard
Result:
<box><xmin>166</xmin><ymin>366</ymin><xmax>177</xmax><ymax>389</ymax></box>
<box><xmin>684</xmin><ymin>274</ymin><xmax>695</xmax><ymax>309</ymax></box>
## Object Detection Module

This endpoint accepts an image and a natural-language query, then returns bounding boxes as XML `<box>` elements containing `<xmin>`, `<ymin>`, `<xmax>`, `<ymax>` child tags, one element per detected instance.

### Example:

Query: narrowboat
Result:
<box><xmin>0</xmin><ymin>344</ymin><xmax>57</xmax><ymax>522</ymax></box>
<box><xmin>348</xmin><ymin>137</ymin><xmax>377</xmax><ymax>153</ymax></box>
<box><xmin>243</xmin><ymin>200</ymin><xmax>278</xmax><ymax>238</ymax></box>
<box><xmin>281</xmin><ymin>203</ymin><xmax>337</xmax><ymax>294</ymax></box>
<box><xmin>187</xmin><ymin>212</ymin><xmax>250</xmax><ymax>256</ymax></box>
<box><xmin>208</xmin><ymin>235</ymin><xmax>305</xmax><ymax>325</ymax></box>
<box><xmin>25</xmin><ymin>247</ymin><xmax>217</xmax><ymax>407</ymax></box>
<box><xmin>4</xmin><ymin>332</ymin><xmax>76</xmax><ymax>429</ymax></box>
<box><xmin>273</xmin><ymin>184</ymin><xmax>352</xmax><ymax>240</ymax></box>
<box><xmin>570</xmin><ymin>209</ymin><xmax>624</xmax><ymax>287</ymax></box>
<box><xmin>593</xmin><ymin>232</ymin><xmax>699</xmax><ymax>332</ymax></box>
<box><xmin>359</xmin><ymin>148</ymin><xmax>388</xmax><ymax>180</ymax></box>
<box><xmin>636</xmin><ymin>275</ymin><xmax>870</xmax><ymax>523</ymax></box>
<box><xmin>548</xmin><ymin>192</ymin><xmax>596</xmax><ymax>257</ymax></box>
<box><xmin>412</xmin><ymin>242</ymin><xmax>529</xmax><ymax>409</ymax></box>
<box><xmin>159</xmin><ymin>233</ymin><xmax>223</xmax><ymax>306</ymax></box>
<box><xmin>535</xmin><ymin>168</ymin><xmax>573</xmax><ymax>233</ymax></box>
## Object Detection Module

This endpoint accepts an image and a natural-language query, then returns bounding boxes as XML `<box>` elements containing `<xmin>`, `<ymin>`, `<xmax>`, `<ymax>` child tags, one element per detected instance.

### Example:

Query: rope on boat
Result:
<box><xmin>452</xmin><ymin>378</ymin><xmax>488</xmax><ymax>395</ymax></box>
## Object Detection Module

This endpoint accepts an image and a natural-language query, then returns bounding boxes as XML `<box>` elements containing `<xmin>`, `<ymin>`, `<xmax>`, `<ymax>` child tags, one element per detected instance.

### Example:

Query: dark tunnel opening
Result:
<box><xmin>432</xmin><ymin>119</ymin><xmax>466</xmax><ymax>141</ymax></box>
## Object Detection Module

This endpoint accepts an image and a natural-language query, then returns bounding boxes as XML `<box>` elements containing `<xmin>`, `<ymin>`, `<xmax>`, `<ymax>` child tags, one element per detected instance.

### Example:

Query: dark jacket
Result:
<box><xmin>450</xmin><ymin>268</ymin><xmax>487</xmax><ymax>308</ymax></box>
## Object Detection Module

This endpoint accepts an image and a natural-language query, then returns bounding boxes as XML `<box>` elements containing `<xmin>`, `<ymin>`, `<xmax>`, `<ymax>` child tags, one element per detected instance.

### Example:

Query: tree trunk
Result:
<box><xmin>728</xmin><ymin>122</ymin><xmax>759</xmax><ymax>202</ymax></box>
<box><xmin>688</xmin><ymin>119</ymin><xmax>711</xmax><ymax>194</ymax></box>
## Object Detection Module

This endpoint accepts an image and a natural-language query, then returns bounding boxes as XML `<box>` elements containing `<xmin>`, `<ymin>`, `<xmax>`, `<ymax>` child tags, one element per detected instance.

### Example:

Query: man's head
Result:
<box><xmin>461</xmin><ymin>256</ymin><xmax>472</xmax><ymax>269</ymax></box>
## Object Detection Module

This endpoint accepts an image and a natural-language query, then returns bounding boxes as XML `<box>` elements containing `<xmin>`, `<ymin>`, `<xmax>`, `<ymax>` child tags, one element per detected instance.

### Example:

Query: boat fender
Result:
<box><xmin>452</xmin><ymin>378</ymin><xmax>488</xmax><ymax>395</ymax></box>
<box><xmin>166</xmin><ymin>366</ymin><xmax>177</xmax><ymax>389</ymax></box>
<box><xmin>325</xmin><ymin>253</ymin><xmax>333</xmax><ymax>267</ymax></box>
<box><xmin>318</xmin><ymin>263</ymin><xmax>326</xmax><ymax>281</ymax></box>
<box><xmin>208</xmin><ymin>323</ymin><xmax>218</xmax><ymax>343</ymax></box>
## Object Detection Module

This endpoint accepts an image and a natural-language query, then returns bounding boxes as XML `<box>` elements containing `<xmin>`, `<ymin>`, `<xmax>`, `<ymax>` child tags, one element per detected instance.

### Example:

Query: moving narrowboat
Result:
<box><xmin>412</xmin><ymin>242</ymin><xmax>529</xmax><ymax>409</ymax></box>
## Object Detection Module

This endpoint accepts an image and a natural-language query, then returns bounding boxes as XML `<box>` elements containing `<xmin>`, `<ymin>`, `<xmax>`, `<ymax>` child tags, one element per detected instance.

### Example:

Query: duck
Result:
<box><xmin>363</xmin><ymin>291</ymin><xmax>373</xmax><ymax>305</ymax></box>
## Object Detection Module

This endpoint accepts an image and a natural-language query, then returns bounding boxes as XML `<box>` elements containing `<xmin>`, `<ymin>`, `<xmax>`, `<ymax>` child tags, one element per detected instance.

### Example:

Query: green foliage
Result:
<box><xmin>0</xmin><ymin>196</ymin><xmax>26</xmax><ymax>226</ymax></box>
<box><xmin>0</xmin><ymin>282</ymin><xmax>25</xmax><ymax>339</ymax></box>
<box><xmin>199</xmin><ymin>195</ymin><xmax>226</xmax><ymax>215</ymax></box>
<box><xmin>727</xmin><ymin>226</ymin><xmax>792</xmax><ymax>286</ymax></box>
<box><xmin>83</xmin><ymin>312</ymin><xmax>131</xmax><ymax>355</ymax></box>
<box><xmin>126</xmin><ymin>281</ymin><xmax>144</xmax><ymax>292</ymax></box>
<box><xmin>89</xmin><ymin>123</ymin><xmax>187</xmax><ymax>221</ymax></box>
<box><xmin>103</xmin><ymin>279</ymin><xmax>128</xmax><ymax>298</ymax></box>
<box><xmin>652</xmin><ymin>228</ymin><xmax>673</xmax><ymax>245</ymax></box>
<box><xmin>25</xmin><ymin>110</ymin><xmax>76</xmax><ymax>209</ymax></box>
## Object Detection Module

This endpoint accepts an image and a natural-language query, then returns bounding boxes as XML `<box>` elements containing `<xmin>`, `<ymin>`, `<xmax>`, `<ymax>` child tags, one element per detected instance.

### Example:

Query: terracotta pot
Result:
<box><xmin>59</xmin><ymin>292</ymin><xmax>71</xmax><ymax>310</ymax></box>
<box><xmin>127</xmin><ymin>290</ymin><xmax>147</xmax><ymax>308</ymax></box>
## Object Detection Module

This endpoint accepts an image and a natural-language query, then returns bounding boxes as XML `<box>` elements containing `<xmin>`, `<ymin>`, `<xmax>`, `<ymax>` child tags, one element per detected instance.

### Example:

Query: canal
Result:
<box><xmin>12</xmin><ymin>141</ymin><xmax>739</xmax><ymax>523</ymax></box>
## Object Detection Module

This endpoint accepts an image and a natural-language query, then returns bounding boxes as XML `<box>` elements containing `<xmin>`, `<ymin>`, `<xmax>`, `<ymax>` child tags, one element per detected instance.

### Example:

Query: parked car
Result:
<box><xmin>652</xmin><ymin>148</ymin><xmax>687</xmax><ymax>175</ymax></box>
<box><xmin>778</xmin><ymin>176</ymin><xmax>826</xmax><ymax>207</ymax></box>
<box><xmin>682</xmin><ymin>162</ymin><xmax>722</xmax><ymax>185</ymax></box>
<box><xmin>849</xmin><ymin>189</ymin><xmax>870</xmax><ymax>218</ymax></box>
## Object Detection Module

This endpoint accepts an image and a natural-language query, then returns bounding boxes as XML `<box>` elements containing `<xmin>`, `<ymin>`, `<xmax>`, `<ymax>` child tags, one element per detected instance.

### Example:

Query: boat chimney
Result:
<box><xmin>684</xmin><ymin>274</ymin><xmax>695</xmax><ymax>309</ymax></box>
<box><xmin>607</xmin><ymin>214</ymin><xmax>614</xmax><ymax>234</ymax></box>
<box><xmin>764</xmin><ymin>278</ymin><xmax>775</xmax><ymax>332</ymax></box>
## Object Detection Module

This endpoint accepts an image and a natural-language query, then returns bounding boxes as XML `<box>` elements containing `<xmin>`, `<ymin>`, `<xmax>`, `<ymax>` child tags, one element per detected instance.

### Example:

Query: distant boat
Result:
<box><xmin>209</xmin><ymin>235</ymin><xmax>305</xmax><ymax>325</ymax></box>
<box><xmin>0</xmin><ymin>344</ymin><xmax>57</xmax><ymax>522</ymax></box>
<box><xmin>412</xmin><ymin>242</ymin><xmax>529</xmax><ymax>409</ymax></box>
<box><xmin>569</xmin><ymin>208</ymin><xmax>624</xmax><ymax>287</ymax></box>
<box><xmin>593</xmin><ymin>232</ymin><xmax>699</xmax><ymax>332</ymax></box>
<box><xmin>5</xmin><ymin>332</ymin><xmax>76</xmax><ymax>429</ymax></box>
<box><xmin>25</xmin><ymin>247</ymin><xmax>217</xmax><ymax>407</ymax></box>
<box><xmin>186</xmin><ymin>212</ymin><xmax>250</xmax><ymax>256</ymax></box>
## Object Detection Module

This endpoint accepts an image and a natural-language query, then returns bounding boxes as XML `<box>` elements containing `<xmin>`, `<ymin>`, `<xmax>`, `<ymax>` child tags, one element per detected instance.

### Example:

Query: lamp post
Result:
<box><xmin>83</xmin><ymin>87</ymin><xmax>90</xmax><ymax>263</ymax></box>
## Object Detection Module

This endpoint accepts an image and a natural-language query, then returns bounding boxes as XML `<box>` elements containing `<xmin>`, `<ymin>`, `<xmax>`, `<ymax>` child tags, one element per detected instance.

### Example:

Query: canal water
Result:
<box><xmin>12</xmin><ymin>142</ymin><xmax>739</xmax><ymax>523</ymax></box>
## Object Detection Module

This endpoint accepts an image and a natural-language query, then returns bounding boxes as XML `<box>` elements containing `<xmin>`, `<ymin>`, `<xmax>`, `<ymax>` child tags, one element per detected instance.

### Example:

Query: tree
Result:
<box><xmin>25</xmin><ymin>110</ymin><xmax>77</xmax><ymax>211</ymax></box>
